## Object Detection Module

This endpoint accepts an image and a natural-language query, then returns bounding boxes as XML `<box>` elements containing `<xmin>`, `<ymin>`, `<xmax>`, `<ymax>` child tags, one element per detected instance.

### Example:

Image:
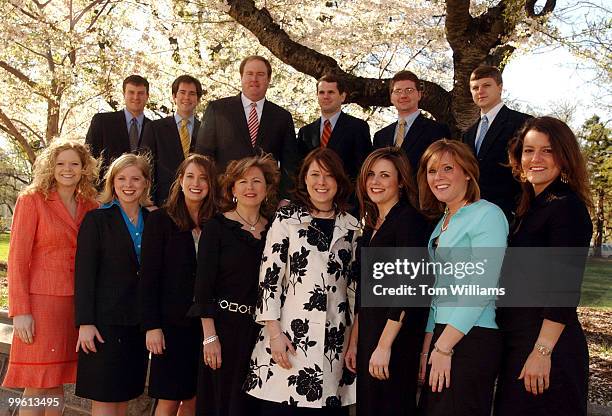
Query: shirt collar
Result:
<box><xmin>100</xmin><ymin>199</ymin><xmax>121</xmax><ymax>209</ymax></box>
<box><xmin>124</xmin><ymin>108</ymin><xmax>145</xmax><ymax>126</ymax></box>
<box><xmin>399</xmin><ymin>109</ymin><xmax>420</xmax><ymax>126</ymax></box>
<box><xmin>321</xmin><ymin>110</ymin><xmax>342</xmax><ymax>128</ymax></box>
<box><xmin>241</xmin><ymin>93</ymin><xmax>265</xmax><ymax>109</ymax></box>
<box><xmin>481</xmin><ymin>101</ymin><xmax>504</xmax><ymax>123</ymax></box>
<box><xmin>174</xmin><ymin>113</ymin><xmax>195</xmax><ymax>126</ymax></box>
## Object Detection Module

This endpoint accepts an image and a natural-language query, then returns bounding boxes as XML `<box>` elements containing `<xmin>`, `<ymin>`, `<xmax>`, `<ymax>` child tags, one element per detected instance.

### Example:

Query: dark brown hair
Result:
<box><xmin>317</xmin><ymin>74</ymin><xmax>348</xmax><ymax>95</ymax></box>
<box><xmin>122</xmin><ymin>74</ymin><xmax>149</xmax><ymax>93</ymax></box>
<box><xmin>218</xmin><ymin>153</ymin><xmax>280</xmax><ymax>219</ymax></box>
<box><xmin>171</xmin><ymin>75</ymin><xmax>203</xmax><ymax>98</ymax></box>
<box><xmin>508</xmin><ymin>116</ymin><xmax>593</xmax><ymax>216</ymax></box>
<box><xmin>239</xmin><ymin>55</ymin><xmax>272</xmax><ymax>80</ymax></box>
<box><xmin>357</xmin><ymin>147</ymin><xmax>419</xmax><ymax>229</ymax></box>
<box><xmin>389</xmin><ymin>70</ymin><xmax>423</xmax><ymax>94</ymax></box>
<box><xmin>417</xmin><ymin>139</ymin><xmax>480</xmax><ymax>219</ymax></box>
<box><xmin>292</xmin><ymin>148</ymin><xmax>352</xmax><ymax>214</ymax></box>
<box><xmin>470</xmin><ymin>65</ymin><xmax>503</xmax><ymax>85</ymax></box>
<box><xmin>164</xmin><ymin>154</ymin><xmax>217</xmax><ymax>231</ymax></box>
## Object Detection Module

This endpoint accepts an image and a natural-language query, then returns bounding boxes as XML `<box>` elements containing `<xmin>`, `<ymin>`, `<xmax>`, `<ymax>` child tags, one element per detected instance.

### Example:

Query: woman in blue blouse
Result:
<box><xmin>75</xmin><ymin>154</ymin><xmax>152</xmax><ymax>416</ymax></box>
<box><xmin>416</xmin><ymin>140</ymin><xmax>508</xmax><ymax>416</ymax></box>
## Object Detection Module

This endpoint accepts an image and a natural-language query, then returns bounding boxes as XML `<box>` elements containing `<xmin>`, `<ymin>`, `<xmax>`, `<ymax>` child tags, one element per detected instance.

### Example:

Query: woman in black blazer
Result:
<box><xmin>495</xmin><ymin>117</ymin><xmax>593</xmax><ymax>416</ymax></box>
<box><xmin>347</xmin><ymin>148</ymin><xmax>430</xmax><ymax>415</ymax></box>
<box><xmin>75</xmin><ymin>153</ymin><xmax>153</xmax><ymax>416</ymax></box>
<box><xmin>139</xmin><ymin>154</ymin><xmax>217</xmax><ymax>415</ymax></box>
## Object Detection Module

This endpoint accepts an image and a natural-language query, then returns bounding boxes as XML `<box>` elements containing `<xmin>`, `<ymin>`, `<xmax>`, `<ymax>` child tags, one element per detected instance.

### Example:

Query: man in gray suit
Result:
<box><xmin>195</xmin><ymin>56</ymin><xmax>297</xmax><ymax>199</ymax></box>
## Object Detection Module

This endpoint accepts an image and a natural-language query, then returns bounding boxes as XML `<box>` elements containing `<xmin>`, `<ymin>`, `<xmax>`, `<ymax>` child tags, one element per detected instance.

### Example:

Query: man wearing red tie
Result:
<box><xmin>297</xmin><ymin>74</ymin><xmax>372</xmax><ymax>183</ymax></box>
<box><xmin>195</xmin><ymin>55</ymin><xmax>297</xmax><ymax>199</ymax></box>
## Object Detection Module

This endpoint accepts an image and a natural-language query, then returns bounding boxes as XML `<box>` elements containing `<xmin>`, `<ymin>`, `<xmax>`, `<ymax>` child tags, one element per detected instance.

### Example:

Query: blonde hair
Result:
<box><xmin>417</xmin><ymin>139</ymin><xmax>480</xmax><ymax>219</ymax></box>
<box><xmin>22</xmin><ymin>139</ymin><xmax>99</xmax><ymax>202</ymax></box>
<box><xmin>99</xmin><ymin>153</ymin><xmax>153</xmax><ymax>206</ymax></box>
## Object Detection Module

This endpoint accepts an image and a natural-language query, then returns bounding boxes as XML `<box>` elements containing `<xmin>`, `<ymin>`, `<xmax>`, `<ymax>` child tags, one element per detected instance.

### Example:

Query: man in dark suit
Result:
<box><xmin>297</xmin><ymin>74</ymin><xmax>371</xmax><ymax>182</ymax></box>
<box><xmin>86</xmin><ymin>75</ymin><xmax>151</xmax><ymax>180</ymax></box>
<box><xmin>462</xmin><ymin>65</ymin><xmax>531</xmax><ymax>218</ymax></box>
<box><xmin>141</xmin><ymin>75</ymin><xmax>202</xmax><ymax>205</ymax></box>
<box><xmin>195</xmin><ymin>55</ymin><xmax>298</xmax><ymax>199</ymax></box>
<box><xmin>373</xmin><ymin>70</ymin><xmax>450</xmax><ymax>175</ymax></box>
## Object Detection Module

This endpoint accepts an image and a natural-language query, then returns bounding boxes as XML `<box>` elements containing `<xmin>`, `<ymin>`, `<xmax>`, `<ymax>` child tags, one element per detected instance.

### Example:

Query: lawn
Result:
<box><xmin>581</xmin><ymin>258</ymin><xmax>612</xmax><ymax>308</ymax></box>
<box><xmin>0</xmin><ymin>233</ymin><xmax>8</xmax><ymax>263</ymax></box>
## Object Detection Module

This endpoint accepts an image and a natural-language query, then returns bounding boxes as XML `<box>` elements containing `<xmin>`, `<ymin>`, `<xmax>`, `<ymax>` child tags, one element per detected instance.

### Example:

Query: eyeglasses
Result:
<box><xmin>392</xmin><ymin>87</ymin><xmax>418</xmax><ymax>95</ymax></box>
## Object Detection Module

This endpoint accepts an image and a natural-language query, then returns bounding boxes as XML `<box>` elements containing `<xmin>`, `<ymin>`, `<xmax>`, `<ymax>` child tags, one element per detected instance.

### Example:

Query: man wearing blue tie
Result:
<box><xmin>463</xmin><ymin>66</ymin><xmax>532</xmax><ymax>220</ymax></box>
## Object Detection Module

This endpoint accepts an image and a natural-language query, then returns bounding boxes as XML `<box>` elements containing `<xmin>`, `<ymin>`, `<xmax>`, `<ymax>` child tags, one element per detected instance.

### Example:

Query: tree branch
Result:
<box><xmin>0</xmin><ymin>108</ymin><xmax>37</xmax><ymax>164</ymax></box>
<box><xmin>526</xmin><ymin>0</ymin><xmax>557</xmax><ymax>18</ymax></box>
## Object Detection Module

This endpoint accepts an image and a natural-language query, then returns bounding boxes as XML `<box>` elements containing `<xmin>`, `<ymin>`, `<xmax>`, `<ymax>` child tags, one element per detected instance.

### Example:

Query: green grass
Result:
<box><xmin>0</xmin><ymin>233</ymin><xmax>8</xmax><ymax>263</ymax></box>
<box><xmin>581</xmin><ymin>258</ymin><xmax>612</xmax><ymax>308</ymax></box>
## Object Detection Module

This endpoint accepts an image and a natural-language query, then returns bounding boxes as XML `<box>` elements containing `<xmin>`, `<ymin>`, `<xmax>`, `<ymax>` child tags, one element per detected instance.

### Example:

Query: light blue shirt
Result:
<box><xmin>124</xmin><ymin>108</ymin><xmax>145</xmax><ymax>137</ymax></box>
<box><xmin>425</xmin><ymin>199</ymin><xmax>509</xmax><ymax>335</ymax></box>
<box><xmin>393</xmin><ymin>109</ymin><xmax>421</xmax><ymax>145</ymax></box>
<box><xmin>174</xmin><ymin>113</ymin><xmax>195</xmax><ymax>138</ymax></box>
<box><xmin>319</xmin><ymin>111</ymin><xmax>342</xmax><ymax>137</ymax></box>
<box><xmin>100</xmin><ymin>199</ymin><xmax>145</xmax><ymax>263</ymax></box>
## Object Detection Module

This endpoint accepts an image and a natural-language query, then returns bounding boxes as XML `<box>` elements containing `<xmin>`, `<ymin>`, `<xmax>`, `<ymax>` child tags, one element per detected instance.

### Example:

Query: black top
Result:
<box><xmin>75</xmin><ymin>205</ymin><xmax>149</xmax><ymax>326</ymax></box>
<box><xmin>356</xmin><ymin>200</ymin><xmax>431</xmax><ymax>324</ymax></box>
<box><xmin>191</xmin><ymin>214</ymin><xmax>268</xmax><ymax>318</ymax></box>
<box><xmin>498</xmin><ymin>179</ymin><xmax>592</xmax><ymax>329</ymax></box>
<box><xmin>139</xmin><ymin>208</ymin><xmax>199</xmax><ymax>330</ymax></box>
<box><xmin>310</xmin><ymin>218</ymin><xmax>335</xmax><ymax>252</ymax></box>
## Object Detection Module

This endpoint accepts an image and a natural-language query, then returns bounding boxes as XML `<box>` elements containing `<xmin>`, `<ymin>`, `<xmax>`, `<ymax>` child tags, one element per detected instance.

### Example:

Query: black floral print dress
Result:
<box><xmin>245</xmin><ymin>204</ymin><xmax>359</xmax><ymax>409</ymax></box>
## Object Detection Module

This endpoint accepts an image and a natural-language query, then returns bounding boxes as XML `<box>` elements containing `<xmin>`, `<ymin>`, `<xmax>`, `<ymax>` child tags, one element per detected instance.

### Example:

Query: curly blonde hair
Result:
<box><xmin>22</xmin><ymin>139</ymin><xmax>99</xmax><ymax>201</ymax></box>
<box><xmin>99</xmin><ymin>153</ymin><xmax>153</xmax><ymax>206</ymax></box>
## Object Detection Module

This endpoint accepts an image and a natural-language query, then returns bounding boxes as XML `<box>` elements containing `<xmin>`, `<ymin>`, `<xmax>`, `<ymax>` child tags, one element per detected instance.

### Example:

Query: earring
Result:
<box><xmin>232</xmin><ymin>196</ymin><xmax>237</xmax><ymax>204</ymax></box>
<box><xmin>561</xmin><ymin>171</ymin><xmax>569</xmax><ymax>184</ymax></box>
<box><xmin>465</xmin><ymin>177</ymin><xmax>470</xmax><ymax>181</ymax></box>
<box><xmin>519</xmin><ymin>170</ymin><xmax>527</xmax><ymax>182</ymax></box>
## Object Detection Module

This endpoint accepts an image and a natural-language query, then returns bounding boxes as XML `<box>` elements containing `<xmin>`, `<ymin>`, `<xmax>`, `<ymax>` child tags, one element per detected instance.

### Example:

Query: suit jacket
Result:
<box><xmin>7</xmin><ymin>192</ymin><xmax>97</xmax><ymax>317</ymax></box>
<box><xmin>297</xmin><ymin>111</ymin><xmax>372</xmax><ymax>181</ymax></box>
<box><xmin>75</xmin><ymin>204</ymin><xmax>149</xmax><ymax>326</ymax></box>
<box><xmin>462</xmin><ymin>105</ymin><xmax>531</xmax><ymax>218</ymax></box>
<box><xmin>373</xmin><ymin>113</ymin><xmax>450</xmax><ymax>174</ymax></box>
<box><xmin>139</xmin><ymin>208</ymin><xmax>198</xmax><ymax>330</ymax></box>
<box><xmin>195</xmin><ymin>94</ymin><xmax>298</xmax><ymax>199</ymax></box>
<box><xmin>141</xmin><ymin>116</ymin><xmax>200</xmax><ymax>205</ymax></box>
<box><xmin>85</xmin><ymin>110</ymin><xmax>151</xmax><ymax>179</ymax></box>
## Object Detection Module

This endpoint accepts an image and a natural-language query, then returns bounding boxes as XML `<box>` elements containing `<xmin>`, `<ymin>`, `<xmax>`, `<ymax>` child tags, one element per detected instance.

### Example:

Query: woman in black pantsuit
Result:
<box><xmin>347</xmin><ymin>148</ymin><xmax>430</xmax><ymax>415</ymax></box>
<box><xmin>75</xmin><ymin>154</ymin><xmax>153</xmax><ymax>416</ymax></box>
<box><xmin>190</xmin><ymin>154</ymin><xmax>279</xmax><ymax>416</ymax></box>
<box><xmin>140</xmin><ymin>155</ymin><xmax>217</xmax><ymax>416</ymax></box>
<box><xmin>495</xmin><ymin>117</ymin><xmax>593</xmax><ymax>416</ymax></box>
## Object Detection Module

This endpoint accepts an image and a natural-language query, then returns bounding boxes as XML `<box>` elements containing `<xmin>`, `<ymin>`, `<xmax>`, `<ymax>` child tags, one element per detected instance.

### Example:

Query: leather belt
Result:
<box><xmin>217</xmin><ymin>299</ymin><xmax>255</xmax><ymax>315</ymax></box>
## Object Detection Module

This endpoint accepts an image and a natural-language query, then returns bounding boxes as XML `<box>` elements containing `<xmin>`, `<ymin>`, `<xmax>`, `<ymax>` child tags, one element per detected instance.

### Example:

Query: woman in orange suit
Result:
<box><xmin>3</xmin><ymin>140</ymin><xmax>98</xmax><ymax>415</ymax></box>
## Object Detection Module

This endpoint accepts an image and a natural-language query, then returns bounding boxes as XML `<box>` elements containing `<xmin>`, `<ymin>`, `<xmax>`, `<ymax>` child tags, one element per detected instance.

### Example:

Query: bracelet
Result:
<box><xmin>433</xmin><ymin>343</ymin><xmax>454</xmax><ymax>356</ymax></box>
<box><xmin>203</xmin><ymin>335</ymin><xmax>218</xmax><ymax>346</ymax></box>
<box><xmin>420</xmin><ymin>352</ymin><xmax>428</xmax><ymax>356</ymax></box>
<box><xmin>534</xmin><ymin>343</ymin><xmax>553</xmax><ymax>356</ymax></box>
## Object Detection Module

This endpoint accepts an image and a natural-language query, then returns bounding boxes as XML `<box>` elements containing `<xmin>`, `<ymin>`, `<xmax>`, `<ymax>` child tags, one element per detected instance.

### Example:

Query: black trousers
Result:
<box><xmin>418</xmin><ymin>324</ymin><xmax>501</xmax><ymax>416</ymax></box>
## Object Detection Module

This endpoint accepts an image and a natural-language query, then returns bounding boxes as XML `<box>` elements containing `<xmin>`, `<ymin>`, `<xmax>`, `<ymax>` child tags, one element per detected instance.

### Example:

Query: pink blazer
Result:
<box><xmin>7</xmin><ymin>191</ymin><xmax>97</xmax><ymax>316</ymax></box>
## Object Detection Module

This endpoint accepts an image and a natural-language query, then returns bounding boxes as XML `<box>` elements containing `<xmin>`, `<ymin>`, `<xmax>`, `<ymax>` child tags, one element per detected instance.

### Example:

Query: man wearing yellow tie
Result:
<box><xmin>141</xmin><ymin>75</ymin><xmax>203</xmax><ymax>205</ymax></box>
<box><xmin>373</xmin><ymin>71</ymin><xmax>450</xmax><ymax>175</ymax></box>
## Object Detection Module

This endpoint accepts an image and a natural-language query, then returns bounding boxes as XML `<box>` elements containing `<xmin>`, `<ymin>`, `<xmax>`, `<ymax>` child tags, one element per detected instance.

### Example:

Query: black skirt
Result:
<box><xmin>418</xmin><ymin>324</ymin><xmax>501</xmax><ymax>416</ymax></box>
<box><xmin>75</xmin><ymin>325</ymin><xmax>148</xmax><ymax>402</ymax></box>
<box><xmin>148</xmin><ymin>321</ymin><xmax>202</xmax><ymax>401</ymax></box>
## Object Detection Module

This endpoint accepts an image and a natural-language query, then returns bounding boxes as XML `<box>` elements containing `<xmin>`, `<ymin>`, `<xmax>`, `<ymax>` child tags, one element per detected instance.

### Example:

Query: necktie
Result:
<box><xmin>475</xmin><ymin>115</ymin><xmax>489</xmax><ymax>155</ymax></box>
<box><xmin>320</xmin><ymin>119</ymin><xmax>332</xmax><ymax>148</ymax></box>
<box><xmin>395</xmin><ymin>118</ymin><xmax>407</xmax><ymax>148</ymax></box>
<box><xmin>179</xmin><ymin>118</ymin><xmax>190</xmax><ymax>157</ymax></box>
<box><xmin>247</xmin><ymin>103</ymin><xmax>259</xmax><ymax>147</ymax></box>
<box><xmin>129</xmin><ymin>118</ymin><xmax>139</xmax><ymax>151</ymax></box>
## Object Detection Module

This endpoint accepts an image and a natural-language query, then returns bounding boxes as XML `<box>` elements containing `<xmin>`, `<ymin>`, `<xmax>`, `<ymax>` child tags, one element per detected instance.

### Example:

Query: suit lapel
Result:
<box><xmin>47</xmin><ymin>192</ymin><xmax>78</xmax><ymax>233</ymax></box>
<box><xmin>310</xmin><ymin>118</ymin><xmax>322</xmax><ymax>149</ymax></box>
<box><xmin>257</xmin><ymin>100</ymin><xmax>274</xmax><ymax>147</ymax></box>
<box><xmin>478</xmin><ymin>105</ymin><xmax>509</xmax><ymax>158</ymax></box>
<box><xmin>191</xmin><ymin>118</ymin><xmax>200</xmax><ymax>152</ymax></box>
<box><xmin>402</xmin><ymin>114</ymin><xmax>424</xmax><ymax>155</ymax></box>
<box><xmin>165</xmin><ymin>116</ymin><xmax>185</xmax><ymax>162</ymax></box>
<box><xmin>327</xmin><ymin>112</ymin><xmax>345</xmax><ymax>149</ymax></box>
<box><xmin>233</xmin><ymin>95</ymin><xmax>253</xmax><ymax>149</ymax></box>
<box><xmin>115</xmin><ymin>111</ymin><xmax>131</xmax><ymax>154</ymax></box>
<box><xmin>111</xmin><ymin>206</ymin><xmax>138</xmax><ymax>265</ymax></box>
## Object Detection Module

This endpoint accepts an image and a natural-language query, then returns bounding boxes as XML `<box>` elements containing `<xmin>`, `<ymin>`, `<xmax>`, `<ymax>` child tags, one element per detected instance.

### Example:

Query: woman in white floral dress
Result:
<box><xmin>245</xmin><ymin>148</ymin><xmax>358</xmax><ymax>416</ymax></box>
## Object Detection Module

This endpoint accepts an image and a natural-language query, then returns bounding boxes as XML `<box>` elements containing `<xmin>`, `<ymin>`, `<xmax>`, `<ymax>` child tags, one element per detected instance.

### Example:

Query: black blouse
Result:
<box><xmin>356</xmin><ymin>200</ymin><xmax>431</xmax><ymax>323</ymax></box>
<box><xmin>506</xmin><ymin>179</ymin><xmax>592</xmax><ymax>326</ymax></box>
<box><xmin>192</xmin><ymin>213</ymin><xmax>268</xmax><ymax>318</ymax></box>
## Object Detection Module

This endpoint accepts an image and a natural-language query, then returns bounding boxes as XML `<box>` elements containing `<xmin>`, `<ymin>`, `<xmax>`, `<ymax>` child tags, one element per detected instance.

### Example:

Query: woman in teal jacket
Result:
<box><xmin>416</xmin><ymin>139</ymin><xmax>508</xmax><ymax>416</ymax></box>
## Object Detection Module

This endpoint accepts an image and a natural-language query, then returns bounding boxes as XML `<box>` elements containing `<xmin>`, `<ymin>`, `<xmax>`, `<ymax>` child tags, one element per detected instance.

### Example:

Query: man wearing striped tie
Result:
<box><xmin>462</xmin><ymin>65</ymin><xmax>532</xmax><ymax>220</ymax></box>
<box><xmin>141</xmin><ymin>75</ymin><xmax>203</xmax><ymax>205</ymax></box>
<box><xmin>296</xmin><ymin>74</ymin><xmax>372</xmax><ymax>183</ymax></box>
<box><xmin>195</xmin><ymin>55</ymin><xmax>298</xmax><ymax>200</ymax></box>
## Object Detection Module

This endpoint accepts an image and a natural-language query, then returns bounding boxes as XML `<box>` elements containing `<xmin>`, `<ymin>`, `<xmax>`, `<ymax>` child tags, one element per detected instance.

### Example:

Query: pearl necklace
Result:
<box><xmin>441</xmin><ymin>201</ymin><xmax>467</xmax><ymax>232</ymax></box>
